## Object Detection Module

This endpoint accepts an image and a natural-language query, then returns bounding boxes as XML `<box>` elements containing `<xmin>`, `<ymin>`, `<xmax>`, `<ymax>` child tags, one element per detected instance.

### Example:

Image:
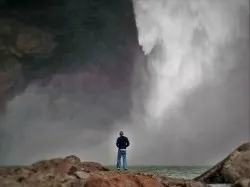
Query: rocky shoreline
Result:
<box><xmin>0</xmin><ymin>143</ymin><xmax>249</xmax><ymax>187</ymax></box>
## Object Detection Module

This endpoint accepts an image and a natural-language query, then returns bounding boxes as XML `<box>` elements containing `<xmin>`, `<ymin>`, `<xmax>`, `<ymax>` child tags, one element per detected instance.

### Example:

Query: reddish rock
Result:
<box><xmin>80</xmin><ymin>162</ymin><xmax>109</xmax><ymax>173</ymax></box>
<box><xmin>28</xmin><ymin>155</ymin><xmax>87</xmax><ymax>176</ymax></box>
<box><xmin>0</xmin><ymin>155</ymin><xmax>210</xmax><ymax>187</ymax></box>
<box><xmin>65</xmin><ymin>155</ymin><xmax>81</xmax><ymax>165</ymax></box>
<box><xmin>0</xmin><ymin>155</ymin><xmax>110</xmax><ymax>187</ymax></box>
<box><xmin>73</xmin><ymin>171</ymin><xmax>90</xmax><ymax>180</ymax></box>
<box><xmin>29</xmin><ymin>157</ymin><xmax>64</xmax><ymax>174</ymax></box>
<box><xmin>84</xmin><ymin>172</ymin><xmax>210</xmax><ymax>187</ymax></box>
<box><xmin>85</xmin><ymin>172</ymin><xmax>163</xmax><ymax>187</ymax></box>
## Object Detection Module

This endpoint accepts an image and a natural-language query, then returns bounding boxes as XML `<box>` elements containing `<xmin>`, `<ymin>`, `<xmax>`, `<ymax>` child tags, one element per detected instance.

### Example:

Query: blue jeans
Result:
<box><xmin>116</xmin><ymin>149</ymin><xmax>127</xmax><ymax>169</ymax></box>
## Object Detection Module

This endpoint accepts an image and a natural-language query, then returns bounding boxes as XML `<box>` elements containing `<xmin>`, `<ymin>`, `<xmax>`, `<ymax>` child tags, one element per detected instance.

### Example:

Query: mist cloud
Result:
<box><xmin>0</xmin><ymin>0</ymin><xmax>249</xmax><ymax>166</ymax></box>
<box><xmin>128</xmin><ymin>0</ymin><xmax>249</xmax><ymax>165</ymax></box>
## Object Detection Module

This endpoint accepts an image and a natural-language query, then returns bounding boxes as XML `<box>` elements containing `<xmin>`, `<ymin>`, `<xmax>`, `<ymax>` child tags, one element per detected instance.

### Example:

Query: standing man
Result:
<box><xmin>116</xmin><ymin>131</ymin><xmax>130</xmax><ymax>170</ymax></box>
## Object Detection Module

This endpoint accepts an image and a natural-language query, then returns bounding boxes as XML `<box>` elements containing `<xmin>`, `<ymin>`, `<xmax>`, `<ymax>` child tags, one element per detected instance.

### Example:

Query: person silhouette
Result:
<box><xmin>116</xmin><ymin>131</ymin><xmax>130</xmax><ymax>170</ymax></box>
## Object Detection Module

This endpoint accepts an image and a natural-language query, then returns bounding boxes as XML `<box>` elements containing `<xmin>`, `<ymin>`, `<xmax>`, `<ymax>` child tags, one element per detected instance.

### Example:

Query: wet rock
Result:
<box><xmin>0</xmin><ymin>55</ymin><xmax>21</xmax><ymax>87</ymax></box>
<box><xmin>0</xmin><ymin>18</ymin><xmax>57</xmax><ymax>58</ymax></box>
<box><xmin>16</xmin><ymin>27</ymin><xmax>56</xmax><ymax>56</ymax></box>
<box><xmin>186</xmin><ymin>181</ymin><xmax>211</xmax><ymax>187</ymax></box>
<box><xmin>158</xmin><ymin>175</ymin><xmax>210</xmax><ymax>187</ymax></box>
<box><xmin>0</xmin><ymin>55</ymin><xmax>22</xmax><ymax>111</ymax></box>
<box><xmin>194</xmin><ymin>143</ymin><xmax>250</xmax><ymax>183</ymax></box>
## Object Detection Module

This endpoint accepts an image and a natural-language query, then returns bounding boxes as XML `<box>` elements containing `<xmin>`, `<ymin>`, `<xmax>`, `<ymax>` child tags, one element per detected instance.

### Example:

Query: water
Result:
<box><xmin>108</xmin><ymin>165</ymin><xmax>231</xmax><ymax>187</ymax></box>
<box><xmin>108</xmin><ymin>165</ymin><xmax>210</xmax><ymax>179</ymax></box>
<box><xmin>124</xmin><ymin>0</ymin><xmax>249</xmax><ymax>167</ymax></box>
<box><xmin>132</xmin><ymin>0</ymin><xmax>248</xmax><ymax>128</ymax></box>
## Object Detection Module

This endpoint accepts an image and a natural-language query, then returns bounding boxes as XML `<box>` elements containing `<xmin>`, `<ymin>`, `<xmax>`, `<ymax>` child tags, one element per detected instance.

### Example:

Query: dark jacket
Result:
<box><xmin>116</xmin><ymin>136</ymin><xmax>130</xmax><ymax>150</ymax></box>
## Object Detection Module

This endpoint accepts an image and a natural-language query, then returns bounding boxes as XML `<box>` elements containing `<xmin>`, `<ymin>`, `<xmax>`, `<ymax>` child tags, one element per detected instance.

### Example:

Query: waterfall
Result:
<box><xmin>131</xmin><ymin>0</ymin><xmax>249</xmax><ymax>128</ymax></box>
<box><xmin>125</xmin><ymin>0</ymin><xmax>249</xmax><ymax>165</ymax></box>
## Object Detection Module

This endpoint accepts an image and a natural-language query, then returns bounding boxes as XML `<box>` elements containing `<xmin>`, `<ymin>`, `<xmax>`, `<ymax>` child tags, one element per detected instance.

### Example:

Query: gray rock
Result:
<box><xmin>195</xmin><ymin>143</ymin><xmax>250</xmax><ymax>183</ymax></box>
<box><xmin>232</xmin><ymin>178</ymin><xmax>250</xmax><ymax>187</ymax></box>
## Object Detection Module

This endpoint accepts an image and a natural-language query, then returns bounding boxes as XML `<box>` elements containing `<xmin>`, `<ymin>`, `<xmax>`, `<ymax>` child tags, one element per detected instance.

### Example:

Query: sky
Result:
<box><xmin>0</xmin><ymin>0</ymin><xmax>249</xmax><ymax>166</ymax></box>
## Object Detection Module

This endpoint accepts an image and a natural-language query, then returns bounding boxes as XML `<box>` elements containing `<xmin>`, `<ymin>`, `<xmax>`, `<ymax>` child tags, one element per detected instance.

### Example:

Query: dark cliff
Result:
<box><xmin>0</xmin><ymin>0</ymin><xmax>143</xmax><ymax>111</ymax></box>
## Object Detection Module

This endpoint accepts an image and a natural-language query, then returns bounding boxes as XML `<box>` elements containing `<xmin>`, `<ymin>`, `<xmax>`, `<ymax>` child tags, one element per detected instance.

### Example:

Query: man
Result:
<box><xmin>116</xmin><ymin>131</ymin><xmax>130</xmax><ymax>170</ymax></box>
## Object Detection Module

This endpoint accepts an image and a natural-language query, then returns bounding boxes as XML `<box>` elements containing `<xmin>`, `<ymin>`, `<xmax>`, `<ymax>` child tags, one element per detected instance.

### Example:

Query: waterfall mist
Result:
<box><xmin>0</xmin><ymin>0</ymin><xmax>249</xmax><ymax>166</ymax></box>
<box><xmin>127</xmin><ymin>0</ymin><xmax>249</xmax><ymax>165</ymax></box>
<box><xmin>0</xmin><ymin>72</ymin><xmax>131</xmax><ymax>165</ymax></box>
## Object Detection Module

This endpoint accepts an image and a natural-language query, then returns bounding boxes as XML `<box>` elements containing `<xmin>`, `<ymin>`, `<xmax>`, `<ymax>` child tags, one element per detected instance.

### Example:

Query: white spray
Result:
<box><xmin>132</xmin><ymin>0</ymin><xmax>249</xmax><ymax>127</ymax></box>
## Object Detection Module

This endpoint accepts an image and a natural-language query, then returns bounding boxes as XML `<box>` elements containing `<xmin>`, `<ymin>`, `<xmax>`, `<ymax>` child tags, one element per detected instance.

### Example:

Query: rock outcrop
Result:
<box><xmin>0</xmin><ymin>18</ymin><xmax>56</xmax><ymax>57</ymax></box>
<box><xmin>85</xmin><ymin>172</ymin><xmax>210</xmax><ymax>187</ymax></box>
<box><xmin>0</xmin><ymin>18</ymin><xmax>57</xmax><ymax>111</ymax></box>
<box><xmin>232</xmin><ymin>178</ymin><xmax>250</xmax><ymax>187</ymax></box>
<box><xmin>194</xmin><ymin>142</ymin><xmax>250</xmax><ymax>184</ymax></box>
<box><xmin>85</xmin><ymin>172</ymin><xmax>164</xmax><ymax>187</ymax></box>
<box><xmin>0</xmin><ymin>155</ymin><xmax>109</xmax><ymax>187</ymax></box>
<box><xmin>0</xmin><ymin>155</ymin><xmax>210</xmax><ymax>187</ymax></box>
<box><xmin>15</xmin><ymin>27</ymin><xmax>56</xmax><ymax>56</ymax></box>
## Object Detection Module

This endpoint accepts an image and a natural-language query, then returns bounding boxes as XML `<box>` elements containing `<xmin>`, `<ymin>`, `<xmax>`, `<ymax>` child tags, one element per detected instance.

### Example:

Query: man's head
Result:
<box><xmin>119</xmin><ymin>131</ymin><xmax>124</xmax><ymax>136</ymax></box>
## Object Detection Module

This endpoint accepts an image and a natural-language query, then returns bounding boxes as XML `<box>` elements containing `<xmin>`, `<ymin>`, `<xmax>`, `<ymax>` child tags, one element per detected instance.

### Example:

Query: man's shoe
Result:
<box><xmin>117</xmin><ymin>168</ymin><xmax>120</xmax><ymax>170</ymax></box>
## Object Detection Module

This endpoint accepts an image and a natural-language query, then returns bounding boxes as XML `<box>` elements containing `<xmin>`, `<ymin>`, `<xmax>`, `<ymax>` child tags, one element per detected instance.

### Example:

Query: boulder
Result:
<box><xmin>0</xmin><ymin>18</ymin><xmax>56</xmax><ymax>57</ymax></box>
<box><xmin>194</xmin><ymin>143</ymin><xmax>250</xmax><ymax>183</ymax></box>
<box><xmin>15</xmin><ymin>27</ymin><xmax>56</xmax><ymax>56</ymax></box>
<box><xmin>0</xmin><ymin>155</ymin><xmax>109</xmax><ymax>187</ymax></box>
<box><xmin>232</xmin><ymin>178</ymin><xmax>250</xmax><ymax>187</ymax></box>
<box><xmin>73</xmin><ymin>171</ymin><xmax>90</xmax><ymax>180</ymax></box>
<box><xmin>80</xmin><ymin>162</ymin><xmax>110</xmax><ymax>173</ymax></box>
<box><xmin>28</xmin><ymin>155</ymin><xmax>107</xmax><ymax>175</ymax></box>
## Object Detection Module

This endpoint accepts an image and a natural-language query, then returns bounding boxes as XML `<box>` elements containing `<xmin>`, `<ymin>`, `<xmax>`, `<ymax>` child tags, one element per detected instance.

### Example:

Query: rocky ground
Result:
<box><xmin>0</xmin><ymin>154</ymin><xmax>209</xmax><ymax>187</ymax></box>
<box><xmin>0</xmin><ymin>143</ymin><xmax>249</xmax><ymax>187</ymax></box>
<box><xmin>195</xmin><ymin>142</ymin><xmax>250</xmax><ymax>187</ymax></box>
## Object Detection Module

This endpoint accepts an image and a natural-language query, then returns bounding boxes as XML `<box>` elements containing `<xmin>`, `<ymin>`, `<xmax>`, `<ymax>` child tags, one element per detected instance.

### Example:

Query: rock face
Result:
<box><xmin>0</xmin><ymin>18</ymin><xmax>56</xmax><ymax>57</ymax></box>
<box><xmin>84</xmin><ymin>172</ymin><xmax>210</xmax><ymax>187</ymax></box>
<box><xmin>194</xmin><ymin>143</ymin><xmax>250</xmax><ymax>184</ymax></box>
<box><xmin>0</xmin><ymin>155</ymin><xmax>211</xmax><ymax>187</ymax></box>
<box><xmin>232</xmin><ymin>178</ymin><xmax>250</xmax><ymax>187</ymax></box>
<box><xmin>0</xmin><ymin>18</ymin><xmax>57</xmax><ymax>112</ymax></box>
<box><xmin>85</xmin><ymin>172</ymin><xmax>164</xmax><ymax>187</ymax></box>
<box><xmin>0</xmin><ymin>0</ymin><xmax>141</xmax><ymax>114</ymax></box>
<box><xmin>15</xmin><ymin>26</ymin><xmax>56</xmax><ymax>56</ymax></box>
<box><xmin>0</xmin><ymin>155</ymin><xmax>109</xmax><ymax>187</ymax></box>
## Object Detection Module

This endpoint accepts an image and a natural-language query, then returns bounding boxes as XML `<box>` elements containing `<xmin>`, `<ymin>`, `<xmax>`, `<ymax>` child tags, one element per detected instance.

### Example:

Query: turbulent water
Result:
<box><xmin>109</xmin><ymin>166</ymin><xmax>231</xmax><ymax>187</ymax></box>
<box><xmin>132</xmin><ymin>0</ymin><xmax>248</xmax><ymax>127</ymax></box>
<box><xmin>108</xmin><ymin>165</ymin><xmax>210</xmax><ymax>179</ymax></box>
<box><xmin>124</xmin><ymin>0</ymin><xmax>249</xmax><ymax>166</ymax></box>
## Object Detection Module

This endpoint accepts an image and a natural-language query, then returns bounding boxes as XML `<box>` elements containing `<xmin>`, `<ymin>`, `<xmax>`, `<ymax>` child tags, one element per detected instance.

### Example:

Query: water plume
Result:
<box><xmin>132</xmin><ymin>0</ymin><xmax>249</xmax><ymax>127</ymax></box>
